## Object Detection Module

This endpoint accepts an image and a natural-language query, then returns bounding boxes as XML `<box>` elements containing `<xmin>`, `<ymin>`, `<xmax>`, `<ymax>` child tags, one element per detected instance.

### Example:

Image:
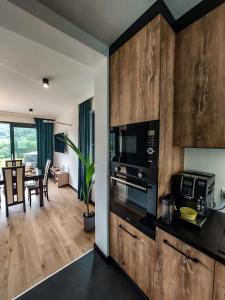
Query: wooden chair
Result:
<box><xmin>5</xmin><ymin>160</ymin><xmax>23</xmax><ymax>167</ymax></box>
<box><xmin>27</xmin><ymin>159</ymin><xmax>51</xmax><ymax>206</ymax></box>
<box><xmin>3</xmin><ymin>166</ymin><xmax>26</xmax><ymax>217</ymax></box>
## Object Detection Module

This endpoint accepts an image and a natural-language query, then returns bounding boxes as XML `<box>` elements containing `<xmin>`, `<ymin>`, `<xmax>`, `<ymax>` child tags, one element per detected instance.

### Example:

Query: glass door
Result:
<box><xmin>0</xmin><ymin>123</ymin><xmax>12</xmax><ymax>167</ymax></box>
<box><xmin>0</xmin><ymin>122</ymin><xmax>37</xmax><ymax>167</ymax></box>
<box><xmin>13</xmin><ymin>125</ymin><xmax>37</xmax><ymax>165</ymax></box>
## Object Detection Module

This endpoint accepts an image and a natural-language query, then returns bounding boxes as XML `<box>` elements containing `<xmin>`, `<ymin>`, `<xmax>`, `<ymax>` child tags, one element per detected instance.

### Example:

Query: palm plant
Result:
<box><xmin>59</xmin><ymin>135</ymin><xmax>95</xmax><ymax>216</ymax></box>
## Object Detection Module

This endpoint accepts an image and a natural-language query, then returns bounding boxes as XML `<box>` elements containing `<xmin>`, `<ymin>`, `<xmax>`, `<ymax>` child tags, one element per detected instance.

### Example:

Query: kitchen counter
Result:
<box><xmin>156</xmin><ymin>210</ymin><xmax>225</xmax><ymax>265</ymax></box>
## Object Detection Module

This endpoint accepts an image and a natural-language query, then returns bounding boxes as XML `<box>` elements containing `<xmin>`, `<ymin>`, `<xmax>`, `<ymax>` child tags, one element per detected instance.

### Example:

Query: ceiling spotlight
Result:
<box><xmin>29</xmin><ymin>108</ymin><xmax>34</xmax><ymax>114</ymax></box>
<box><xmin>43</xmin><ymin>78</ymin><xmax>49</xmax><ymax>89</ymax></box>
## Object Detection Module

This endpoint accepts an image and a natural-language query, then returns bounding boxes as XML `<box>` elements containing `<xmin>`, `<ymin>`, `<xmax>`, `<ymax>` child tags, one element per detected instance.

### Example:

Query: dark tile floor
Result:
<box><xmin>17</xmin><ymin>250</ymin><xmax>147</xmax><ymax>300</ymax></box>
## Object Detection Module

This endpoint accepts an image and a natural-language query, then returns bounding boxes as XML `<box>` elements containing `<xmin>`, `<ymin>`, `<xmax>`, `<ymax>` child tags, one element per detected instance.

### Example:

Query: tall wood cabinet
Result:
<box><xmin>109</xmin><ymin>14</ymin><xmax>184</xmax><ymax>299</ymax></box>
<box><xmin>110</xmin><ymin>15</ymin><xmax>184</xmax><ymax>215</ymax></box>
<box><xmin>174</xmin><ymin>3</ymin><xmax>225</xmax><ymax>148</ymax></box>
<box><xmin>154</xmin><ymin>229</ymin><xmax>215</xmax><ymax>300</ymax></box>
<box><xmin>213</xmin><ymin>262</ymin><xmax>225</xmax><ymax>300</ymax></box>
<box><xmin>110</xmin><ymin>212</ymin><xmax>155</xmax><ymax>299</ymax></box>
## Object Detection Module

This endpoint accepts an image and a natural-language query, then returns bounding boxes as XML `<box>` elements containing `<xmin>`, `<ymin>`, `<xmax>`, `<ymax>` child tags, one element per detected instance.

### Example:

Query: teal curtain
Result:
<box><xmin>78</xmin><ymin>99</ymin><xmax>92</xmax><ymax>200</ymax></box>
<box><xmin>35</xmin><ymin>118</ymin><xmax>54</xmax><ymax>171</ymax></box>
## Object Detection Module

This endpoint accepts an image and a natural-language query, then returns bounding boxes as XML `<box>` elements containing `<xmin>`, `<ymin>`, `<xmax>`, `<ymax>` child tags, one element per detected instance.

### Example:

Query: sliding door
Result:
<box><xmin>0</xmin><ymin>122</ymin><xmax>37</xmax><ymax>167</ymax></box>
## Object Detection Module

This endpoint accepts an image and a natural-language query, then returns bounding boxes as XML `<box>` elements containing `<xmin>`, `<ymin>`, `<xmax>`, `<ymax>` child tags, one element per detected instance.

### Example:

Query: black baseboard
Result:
<box><xmin>68</xmin><ymin>184</ymin><xmax>78</xmax><ymax>193</ymax></box>
<box><xmin>68</xmin><ymin>185</ymin><xmax>95</xmax><ymax>206</ymax></box>
<box><xmin>94</xmin><ymin>243</ymin><xmax>110</xmax><ymax>264</ymax></box>
<box><xmin>109</xmin><ymin>0</ymin><xmax>225</xmax><ymax>54</ymax></box>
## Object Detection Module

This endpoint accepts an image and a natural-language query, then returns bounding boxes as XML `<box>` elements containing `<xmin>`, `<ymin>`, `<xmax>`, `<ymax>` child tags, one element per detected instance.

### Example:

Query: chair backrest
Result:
<box><xmin>3</xmin><ymin>166</ymin><xmax>25</xmax><ymax>205</ymax></box>
<box><xmin>44</xmin><ymin>159</ymin><xmax>51</xmax><ymax>185</ymax></box>
<box><xmin>5</xmin><ymin>160</ymin><xmax>23</xmax><ymax>167</ymax></box>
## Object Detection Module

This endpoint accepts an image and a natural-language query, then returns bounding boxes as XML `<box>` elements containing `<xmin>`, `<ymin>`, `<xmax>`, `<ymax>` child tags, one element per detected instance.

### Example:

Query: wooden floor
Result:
<box><xmin>0</xmin><ymin>180</ymin><xmax>95</xmax><ymax>300</ymax></box>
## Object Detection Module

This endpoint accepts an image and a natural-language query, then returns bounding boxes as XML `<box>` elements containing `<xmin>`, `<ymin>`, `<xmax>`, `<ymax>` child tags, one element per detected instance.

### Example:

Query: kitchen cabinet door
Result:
<box><xmin>174</xmin><ymin>3</ymin><xmax>225</xmax><ymax>147</ymax></box>
<box><xmin>110</xmin><ymin>15</ymin><xmax>161</xmax><ymax>127</ymax></box>
<box><xmin>213</xmin><ymin>262</ymin><xmax>225</xmax><ymax>300</ymax></box>
<box><xmin>110</xmin><ymin>212</ymin><xmax>155</xmax><ymax>298</ymax></box>
<box><xmin>154</xmin><ymin>229</ymin><xmax>214</xmax><ymax>300</ymax></box>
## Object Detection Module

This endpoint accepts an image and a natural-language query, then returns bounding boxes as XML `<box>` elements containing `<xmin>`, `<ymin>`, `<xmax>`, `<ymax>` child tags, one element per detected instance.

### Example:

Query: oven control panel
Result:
<box><xmin>147</xmin><ymin>129</ymin><xmax>156</xmax><ymax>161</ymax></box>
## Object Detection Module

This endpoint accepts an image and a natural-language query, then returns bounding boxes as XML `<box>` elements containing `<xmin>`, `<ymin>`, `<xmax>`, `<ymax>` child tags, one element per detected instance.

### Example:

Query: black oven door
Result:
<box><xmin>110</xmin><ymin>176</ymin><xmax>157</xmax><ymax>218</ymax></box>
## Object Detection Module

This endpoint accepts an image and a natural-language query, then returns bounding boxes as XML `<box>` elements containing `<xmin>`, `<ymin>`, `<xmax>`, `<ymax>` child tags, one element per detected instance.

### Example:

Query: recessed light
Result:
<box><xmin>29</xmin><ymin>108</ymin><xmax>34</xmax><ymax>114</ymax></box>
<box><xmin>43</xmin><ymin>78</ymin><xmax>49</xmax><ymax>89</ymax></box>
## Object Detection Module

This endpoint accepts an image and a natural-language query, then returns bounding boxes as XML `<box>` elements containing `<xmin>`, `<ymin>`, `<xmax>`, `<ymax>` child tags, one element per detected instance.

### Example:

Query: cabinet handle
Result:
<box><xmin>118</xmin><ymin>224</ymin><xmax>138</xmax><ymax>239</ymax></box>
<box><xmin>163</xmin><ymin>239</ymin><xmax>199</xmax><ymax>264</ymax></box>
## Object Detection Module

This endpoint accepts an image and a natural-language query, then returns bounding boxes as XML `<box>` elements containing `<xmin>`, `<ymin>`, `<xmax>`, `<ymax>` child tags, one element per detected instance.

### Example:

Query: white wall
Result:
<box><xmin>54</xmin><ymin>107</ymin><xmax>79</xmax><ymax>190</ymax></box>
<box><xmin>94</xmin><ymin>58</ymin><xmax>109</xmax><ymax>256</ymax></box>
<box><xmin>185</xmin><ymin>148</ymin><xmax>225</xmax><ymax>212</ymax></box>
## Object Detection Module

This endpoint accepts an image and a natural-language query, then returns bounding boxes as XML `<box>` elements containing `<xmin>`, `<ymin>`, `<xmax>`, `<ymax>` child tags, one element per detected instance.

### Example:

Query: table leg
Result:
<box><xmin>39</xmin><ymin>177</ymin><xmax>44</xmax><ymax>207</ymax></box>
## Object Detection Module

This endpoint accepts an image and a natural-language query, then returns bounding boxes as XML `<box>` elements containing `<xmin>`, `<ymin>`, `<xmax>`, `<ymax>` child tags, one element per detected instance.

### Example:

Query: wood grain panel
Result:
<box><xmin>214</xmin><ymin>283</ymin><xmax>225</xmax><ymax>300</ymax></box>
<box><xmin>110</xmin><ymin>15</ymin><xmax>161</xmax><ymax>127</ymax></box>
<box><xmin>174</xmin><ymin>3</ymin><xmax>225</xmax><ymax>148</ymax></box>
<box><xmin>110</xmin><ymin>212</ymin><xmax>155</xmax><ymax>299</ymax></box>
<box><xmin>154</xmin><ymin>228</ymin><xmax>214</xmax><ymax>300</ymax></box>
<box><xmin>213</xmin><ymin>262</ymin><xmax>225</xmax><ymax>300</ymax></box>
<box><xmin>157</xmin><ymin>17</ymin><xmax>184</xmax><ymax>216</ymax></box>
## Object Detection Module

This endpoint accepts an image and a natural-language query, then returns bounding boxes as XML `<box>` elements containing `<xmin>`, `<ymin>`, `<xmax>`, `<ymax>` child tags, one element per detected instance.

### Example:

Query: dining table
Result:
<box><xmin>0</xmin><ymin>167</ymin><xmax>45</xmax><ymax>207</ymax></box>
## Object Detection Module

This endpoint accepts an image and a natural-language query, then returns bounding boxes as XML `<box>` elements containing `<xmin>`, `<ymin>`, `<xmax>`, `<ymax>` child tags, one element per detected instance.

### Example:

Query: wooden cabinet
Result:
<box><xmin>174</xmin><ymin>3</ymin><xmax>225</xmax><ymax>148</ymax></box>
<box><xmin>50</xmin><ymin>167</ymin><xmax>69</xmax><ymax>188</ymax></box>
<box><xmin>154</xmin><ymin>228</ymin><xmax>215</xmax><ymax>300</ymax></box>
<box><xmin>110</xmin><ymin>15</ymin><xmax>184</xmax><ymax>215</ymax></box>
<box><xmin>110</xmin><ymin>212</ymin><xmax>155</xmax><ymax>298</ymax></box>
<box><xmin>110</xmin><ymin>14</ymin><xmax>180</xmax><ymax>128</ymax></box>
<box><xmin>213</xmin><ymin>262</ymin><xmax>225</xmax><ymax>300</ymax></box>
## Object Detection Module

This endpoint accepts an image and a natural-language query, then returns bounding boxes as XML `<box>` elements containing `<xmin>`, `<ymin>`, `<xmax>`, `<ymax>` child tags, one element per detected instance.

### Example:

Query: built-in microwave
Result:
<box><xmin>110</xmin><ymin>120</ymin><xmax>159</xmax><ymax>169</ymax></box>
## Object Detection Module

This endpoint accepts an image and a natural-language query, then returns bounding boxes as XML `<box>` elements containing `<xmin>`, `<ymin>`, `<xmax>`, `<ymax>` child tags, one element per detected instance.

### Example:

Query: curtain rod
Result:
<box><xmin>43</xmin><ymin>119</ymin><xmax>72</xmax><ymax>127</ymax></box>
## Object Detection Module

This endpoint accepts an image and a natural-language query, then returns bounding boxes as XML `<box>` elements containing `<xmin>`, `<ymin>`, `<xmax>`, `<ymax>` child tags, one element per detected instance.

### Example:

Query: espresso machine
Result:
<box><xmin>172</xmin><ymin>170</ymin><xmax>215</xmax><ymax>228</ymax></box>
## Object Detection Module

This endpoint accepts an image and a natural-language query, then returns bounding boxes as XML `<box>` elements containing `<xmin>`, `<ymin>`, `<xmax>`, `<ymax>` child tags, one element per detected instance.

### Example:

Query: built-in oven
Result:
<box><xmin>110</xmin><ymin>120</ymin><xmax>159</xmax><ymax>237</ymax></box>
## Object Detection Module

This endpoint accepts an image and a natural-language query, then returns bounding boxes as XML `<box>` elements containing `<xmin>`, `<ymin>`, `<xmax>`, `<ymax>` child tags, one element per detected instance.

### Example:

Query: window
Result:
<box><xmin>0</xmin><ymin>122</ymin><xmax>37</xmax><ymax>167</ymax></box>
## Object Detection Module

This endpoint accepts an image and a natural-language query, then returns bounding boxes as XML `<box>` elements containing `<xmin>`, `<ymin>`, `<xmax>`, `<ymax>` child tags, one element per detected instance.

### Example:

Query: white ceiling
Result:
<box><xmin>0</xmin><ymin>0</ymin><xmax>204</xmax><ymax>119</ymax></box>
<box><xmin>37</xmin><ymin>0</ymin><xmax>203</xmax><ymax>45</ymax></box>
<box><xmin>0</xmin><ymin>26</ymin><xmax>94</xmax><ymax>118</ymax></box>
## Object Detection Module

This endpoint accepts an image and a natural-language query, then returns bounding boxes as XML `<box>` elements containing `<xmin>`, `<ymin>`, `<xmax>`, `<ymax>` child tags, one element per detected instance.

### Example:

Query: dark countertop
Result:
<box><xmin>156</xmin><ymin>210</ymin><xmax>225</xmax><ymax>265</ymax></box>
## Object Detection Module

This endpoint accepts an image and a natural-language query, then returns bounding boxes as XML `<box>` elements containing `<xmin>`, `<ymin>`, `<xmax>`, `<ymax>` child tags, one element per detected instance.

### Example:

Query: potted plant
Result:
<box><xmin>59</xmin><ymin>135</ymin><xmax>95</xmax><ymax>232</ymax></box>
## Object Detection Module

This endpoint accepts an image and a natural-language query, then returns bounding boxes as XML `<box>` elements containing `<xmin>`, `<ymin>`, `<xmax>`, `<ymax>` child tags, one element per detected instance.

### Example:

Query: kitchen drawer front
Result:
<box><xmin>213</xmin><ymin>261</ymin><xmax>225</xmax><ymax>300</ymax></box>
<box><xmin>110</xmin><ymin>212</ymin><xmax>155</xmax><ymax>298</ymax></box>
<box><xmin>215</xmin><ymin>262</ymin><xmax>225</xmax><ymax>288</ymax></box>
<box><xmin>156</xmin><ymin>228</ymin><xmax>214</xmax><ymax>270</ymax></box>
<box><xmin>154</xmin><ymin>228</ymin><xmax>214</xmax><ymax>300</ymax></box>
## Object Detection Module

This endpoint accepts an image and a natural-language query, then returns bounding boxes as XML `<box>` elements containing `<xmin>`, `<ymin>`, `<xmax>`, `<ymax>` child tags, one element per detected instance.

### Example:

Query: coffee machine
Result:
<box><xmin>172</xmin><ymin>170</ymin><xmax>215</xmax><ymax>228</ymax></box>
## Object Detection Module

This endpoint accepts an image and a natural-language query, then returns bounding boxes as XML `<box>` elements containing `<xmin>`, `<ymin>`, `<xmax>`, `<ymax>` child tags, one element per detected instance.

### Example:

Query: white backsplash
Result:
<box><xmin>184</xmin><ymin>148</ymin><xmax>225</xmax><ymax>213</ymax></box>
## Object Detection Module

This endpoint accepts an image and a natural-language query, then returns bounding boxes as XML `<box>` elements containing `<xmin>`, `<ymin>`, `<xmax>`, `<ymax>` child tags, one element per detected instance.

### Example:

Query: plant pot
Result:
<box><xmin>83</xmin><ymin>211</ymin><xmax>95</xmax><ymax>232</ymax></box>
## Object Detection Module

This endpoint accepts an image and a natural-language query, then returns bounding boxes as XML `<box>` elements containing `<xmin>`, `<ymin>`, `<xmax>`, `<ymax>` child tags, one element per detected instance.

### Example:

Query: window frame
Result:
<box><xmin>0</xmin><ymin>121</ymin><xmax>36</xmax><ymax>160</ymax></box>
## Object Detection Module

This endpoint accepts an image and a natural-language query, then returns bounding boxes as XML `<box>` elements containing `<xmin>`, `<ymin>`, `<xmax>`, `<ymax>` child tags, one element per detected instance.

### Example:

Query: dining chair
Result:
<box><xmin>5</xmin><ymin>160</ymin><xmax>23</xmax><ymax>167</ymax></box>
<box><xmin>27</xmin><ymin>159</ymin><xmax>51</xmax><ymax>206</ymax></box>
<box><xmin>3</xmin><ymin>165</ymin><xmax>26</xmax><ymax>217</ymax></box>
